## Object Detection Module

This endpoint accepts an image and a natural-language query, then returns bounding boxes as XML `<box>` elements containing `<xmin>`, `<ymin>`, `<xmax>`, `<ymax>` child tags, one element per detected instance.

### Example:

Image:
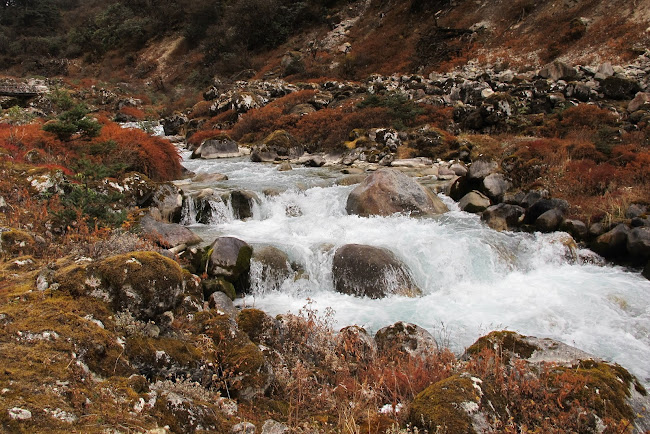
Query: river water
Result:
<box><xmin>180</xmin><ymin>155</ymin><xmax>650</xmax><ymax>386</ymax></box>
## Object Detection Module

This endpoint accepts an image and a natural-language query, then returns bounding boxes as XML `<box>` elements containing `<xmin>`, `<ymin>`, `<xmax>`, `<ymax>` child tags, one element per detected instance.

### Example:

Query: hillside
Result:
<box><xmin>2</xmin><ymin>0</ymin><xmax>648</xmax><ymax>85</ymax></box>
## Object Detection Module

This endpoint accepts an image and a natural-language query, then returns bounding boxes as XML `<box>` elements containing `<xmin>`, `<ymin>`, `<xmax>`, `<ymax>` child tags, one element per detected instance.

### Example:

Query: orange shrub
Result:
<box><xmin>92</xmin><ymin>122</ymin><xmax>181</xmax><ymax>181</ymax></box>
<box><xmin>560</xmin><ymin>104</ymin><xmax>617</xmax><ymax>130</ymax></box>
<box><xmin>187</xmin><ymin>129</ymin><xmax>226</xmax><ymax>148</ymax></box>
<box><xmin>119</xmin><ymin>106</ymin><xmax>146</xmax><ymax>120</ymax></box>
<box><xmin>267</xmin><ymin>89</ymin><xmax>318</xmax><ymax>113</ymax></box>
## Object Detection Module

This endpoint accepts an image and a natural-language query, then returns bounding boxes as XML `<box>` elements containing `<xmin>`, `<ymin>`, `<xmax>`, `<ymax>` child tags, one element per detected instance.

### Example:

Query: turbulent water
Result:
<box><xmin>180</xmin><ymin>155</ymin><xmax>650</xmax><ymax>386</ymax></box>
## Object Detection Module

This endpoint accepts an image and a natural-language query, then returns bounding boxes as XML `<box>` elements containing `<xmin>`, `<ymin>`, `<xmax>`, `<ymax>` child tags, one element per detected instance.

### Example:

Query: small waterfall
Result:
<box><xmin>180</xmin><ymin>195</ymin><xmax>196</xmax><ymax>225</ymax></box>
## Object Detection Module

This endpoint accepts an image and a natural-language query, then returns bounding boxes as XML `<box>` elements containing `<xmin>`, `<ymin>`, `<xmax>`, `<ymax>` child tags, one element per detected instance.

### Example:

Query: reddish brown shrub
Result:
<box><xmin>119</xmin><ymin>106</ymin><xmax>146</xmax><ymax>120</ymax></box>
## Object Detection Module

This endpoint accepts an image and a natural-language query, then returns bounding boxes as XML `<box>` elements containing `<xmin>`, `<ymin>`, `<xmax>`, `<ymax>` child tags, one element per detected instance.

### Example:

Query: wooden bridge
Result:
<box><xmin>0</xmin><ymin>84</ymin><xmax>44</xmax><ymax>97</ymax></box>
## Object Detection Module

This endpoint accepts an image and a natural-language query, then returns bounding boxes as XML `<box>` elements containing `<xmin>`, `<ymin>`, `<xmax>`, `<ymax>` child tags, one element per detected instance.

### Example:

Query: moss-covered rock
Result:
<box><xmin>237</xmin><ymin>308</ymin><xmax>274</xmax><ymax>345</ymax></box>
<box><xmin>409</xmin><ymin>374</ymin><xmax>481</xmax><ymax>433</ymax></box>
<box><xmin>55</xmin><ymin>251</ymin><xmax>186</xmax><ymax>321</ymax></box>
<box><xmin>207</xmin><ymin>237</ymin><xmax>253</xmax><ymax>286</ymax></box>
<box><xmin>464</xmin><ymin>330</ymin><xmax>538</xmax><ymax>360</ymax></box>
<box><xmin>203</xmin><ymin>277</ymin><xmax>237</xmax><ymax>301</ymax></box>
<box><xmin>0</xmin><ymin>229</ymin><xmax>36</xmax><ymax>257</ymax></box>
<box><xmin>374</xmin><ymin>321</ymin><xmax>437</xmax><ymax>358</ymax></box>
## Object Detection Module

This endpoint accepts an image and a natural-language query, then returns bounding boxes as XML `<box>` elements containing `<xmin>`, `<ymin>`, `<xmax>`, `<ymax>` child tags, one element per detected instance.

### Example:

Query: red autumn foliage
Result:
<box><xmin>119</xmin><ymin>106</ymin><xmax>146</xmax><ymax>120</ymax></box>
<box><xmin>92</xmin><ymin>122</ymin><xmax>181</xmax><ymax>181</ymax></box>
<box><xmin>187</xmin><ymin>129</ymin><xmax>226</xmax><ymax>148</ymax></box>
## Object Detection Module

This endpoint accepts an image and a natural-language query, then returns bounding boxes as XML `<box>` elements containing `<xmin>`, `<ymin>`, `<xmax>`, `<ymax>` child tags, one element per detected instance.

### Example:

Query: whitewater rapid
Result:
<box><xmin>180</xmin><ymin>156</ymin><xmax>650</xmax><ymax>386</ymax></box>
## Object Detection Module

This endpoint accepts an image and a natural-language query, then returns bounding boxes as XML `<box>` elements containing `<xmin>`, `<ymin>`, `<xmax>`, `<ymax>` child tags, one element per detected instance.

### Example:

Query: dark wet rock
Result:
<box><xmin>560</xmin><ymin>219</ymin><xmax>589</xmax><ymax>240</ymax></box>
<box><xmin>600</xmin><ymin>76</ymin><xmax>642</xmax><ymax>100</ymax></box>
<box><xmin>535</xmin><ymin>208</ymin><xmax>564</xmax><ymax>232</ymax></box>
<box><xmin>224</xmin><ymin>190</ymin><xmax>259</xmax><ymax>220</ymax></box>
<box><xmin>458</xmin><ymin>190</ymin><xmax>491</xmax><ymax>213</ymax></box>
<box><xmin>592</xmin><ymin>224</ymin><xmax>630</xmax><ymax>258</ymax></box>
<box><xmin>643</xmin><ymin>261</ymin><xmax>650</xmax><ymax>280</ymax></box>
<box><xmin>524</xmin><ymin>198</ymin><xmax>569</xmax><ymax>224</ymax></box>
<box><xmin>207</xmin><ymin>237</ymin><xmax>253</xmax><ymax>284</ymax></box>
<box><xmin>375</xmin><ymin>321</ymin><xmax>437</xmax><ymax>358</ymax></box>
<box><xmin>627</xmin><ymin>227</ymin><xmax>650</xmax><ymax>260</ymax></box>
<box><xmin>625</xmin><ymin>203</ymin><xmax>647</xmax><ymax>219</ymax></box>
<box><xmin>140</xmin><ymin>215</ymin><xmax>202</xmax><ymax>249</ymax></box>
<box><xmin>251</xmin><ymin>246</ymin><xmax>292</xmax><ymax>290</ymax></box>
<box><xmin>481</xmin><ymin>203</ymin><xmax>525</xmax><ymax>231</ymax></box>
<box><xmin>346</xmin><ymin>168</ymin><xmax>448</xmax><ymax>217</ymax></box>
<box><xmin>162</xmin><ymin>114</ymin><xmax>188</xmax><ymax>136</ymax></box>
<box><xmin>332</xmin><ymin>244</ymin><xmax>421</xmax><ymax>299</ymax></box>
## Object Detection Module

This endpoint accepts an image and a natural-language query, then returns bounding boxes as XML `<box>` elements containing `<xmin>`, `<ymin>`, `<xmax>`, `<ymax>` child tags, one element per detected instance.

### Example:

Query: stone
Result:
<box><xmin>346</xmin><ymin>168</ymin><xmax>448</xmax><ymax>217</ymax></box>
<box><xmin>535</xmin><ymin>208</ymin><xmax>564</xmax><ymax>232</ymax></box>
<box><xmin>152</xmin><ymin>183</ymin><xmax>183</xmax><ymax>223</ymax></box>
<box><xmin>261</xmin><ymin>420</ymin><xmax>289</xmax><ymax>434</ymax></box>
<box><xmin>337</xmin><ymin>325</ymin><xmax>377</xmax><ymax>363</ymax></box>
<box><xmin>481</xmin><ymin>173</ymin><xmax>510</xmax><ymax>202</ymax></box>
<box><xmin>408</xmin><ymin>375</ymin><xmax>482</xmax><ymax>433</ymax></box>
<box><xmin>592</xmin><ymin>224</ymin><xmax>630</xmax><ymax>258</ymax></box>
<box><xmin>560</xmin><ymin>219</ymin><xmax>589</xmax><ymax>240</ymax></box>
<box><xmin>524</xmin><ymin>199</ymin><xmax>569</xmax><ymax>224</ymax></box>
<box><xmin>628</xmin><ymin>92</ymin><xmax>650</xmax><ymax>113</ymax></box>
<box><xmin>625</xmin><ymin>203</ymin><xmax>647</xmax><ymax>219</ymax></box>
<box><xmin>627</xmin><ymin>227</ymin><xmax>650</xmax><ymax>260</ymax></box>
<box><xmin>162</xmin><ymin>113</ymin><xmax>188</xmax><ymax>136</ymax></box>
<box><xmin>140</xmin><ymin>215</ymin><xmax>202</xmax><ymax>249</ymax></box>
<box><xmin>468</xmin><ymin>159</ymin><xmax>498</xmax><ymax>180</ymax></box>
<box><xmin>8</xmin><ymin>407</ymin><xmax>32</xmax><ymax>420</ymax></box>
<box><xmin>595</xmin><ymin>62</ymin><xmax>615</xmax><ymax>79</ymax></box>
<box><xmin>224</xmin><ymin>190</ymin><xmax>259</xmax><ymax>220</ymax></box>
<box><xmin>250</xmin><ymin>246</ymin><xmax>292</xmax><ymax>291</ymax></box>
<box><xmin>458</xmin><ymin>191</ymin><xmax>491</xmax><ymax>213</ymax></box>
<box><xmin>232</xmin><ymin>422</ymin><xmax>256</xmax><ymax>434</ymax></box>
<box><xmin>277</xmin><ymin>161</ymin><xmax>292</xmax><ymax>171</ymax></box>
<box><xmin>202</xmin><ymin>277</ymin><xmax>236</xmax><ymax>301</ymax></box>
<box><xmin>332</xmin><ymin>244</ymin><xmax>421</xmax><ymax>299</ymax></box>
<box><xmin>589</xmin><ymin>222</ymin><xmax>607</xmax><ymax>238</ymax></box>
<box><xmin>207</xmin><ymin>237</ymin><xmax>253</xmax><ymax>283</ymax></box>
<box><xmin>375</xmin><ymin>321</ymin><xmax>437</xmax><ymax>358</ymax></box>
<box><xmin>192</xmin><ymin>136</ymin><xmax>240</xmax><ymax>159</ymax></box>
<box><xmin>288</xmin><ymin>103</ymin><xmax>316</xmax><ymax>116</ymax></box>
<box><xmin>191</xmin><ymin>172</ymin><xmax>228</xmax><ymax>183</ymax></box>
<box><xmin>538</xmin><ymin>61</ymin><xmax>577</xmax><ymax>81</ymax></box>
<box><xmin>481</xmin><ymin>203</ymin><xmax>525</xmax><ymax>231</ymax></box>
<box><xmin>643</xmin><ymin>261</ymin><xmax>650</xmax><ymax>280</ymax></box>
<box><xmin>56</xmin><ymin>251</ymin><xmax>187</xmax><ymax>321</ymax></box>
<box><xmin>600</xmin><ymin>76</ymin><xmax>642</xmax><ymax>100</ymax></box>
<box><xmin>208</xmin><ymin>291</ymin><xmax>237</xmax><ymax>317</ymax></box>
<box><xmin>449</xmin><ymin>162</ymin><xmax>468</xmax><ymax>176</ymax></box>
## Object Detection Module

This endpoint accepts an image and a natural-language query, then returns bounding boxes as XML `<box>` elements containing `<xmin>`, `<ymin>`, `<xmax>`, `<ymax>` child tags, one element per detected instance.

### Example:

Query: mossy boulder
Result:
<box><xmin>207</xmin><ymin>237</ymin><xmax>253</xmax><ymax>285</ymax></box>
<box><xmin>56</xmin><ymin>251</ymin><xmax>186</xmax><ymax>321</ymax></box>
<box><xmin>195</xmin><ymin>312</ymin><xmax>269</xmax><ymax>399</ymax></box>
<box><xmin>237</xmin><ymin>308</ymin><xmax>275</xmax><ymax>345</ymax></box>
<box><xmin>125</xmin><ymin>336</ymin><xmax>205</xmax><ymax>381</ymax></box>
<box><xmin>408</xmin><ymin>374</ymin><xmax>482</xmax><ymax>433</ymax></box>
<box><xmin>0</xmin><ymin>229</ymin><xmax>36</xmax><ymax>257</ymax></box>
<box><xmin>374</xmin><ymin>321</ymin><xmax>437</xmax><ymax>358</ymax></box>
<box><xmin>203</xmin><ymin>277</ymin><xmax>237</xmax><ymax>301</ymax></box>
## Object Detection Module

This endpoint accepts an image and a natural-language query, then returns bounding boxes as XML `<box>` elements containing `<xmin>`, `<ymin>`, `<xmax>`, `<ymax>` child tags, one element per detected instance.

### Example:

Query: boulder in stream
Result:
<box><xmin>332</xmin><ymin>244</ymin><xmax>421</xmax><ymax>299</ymax></box>
<box><xmin>140</xmin><ymin>215</ymin><xmax>202</xmax><ymax>249</ymax></box>
<box><xmin>207</xmin><ymin>237</ymin><xmax>253</xmax><ymax>284</ymax></box>
<box><xmin>345</xmin><ymin>168</ymin><xmax>448</xmax><ymax>217</ymax></box>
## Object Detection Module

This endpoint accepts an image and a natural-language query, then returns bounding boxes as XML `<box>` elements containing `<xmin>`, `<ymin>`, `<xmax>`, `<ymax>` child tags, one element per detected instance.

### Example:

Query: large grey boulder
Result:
<box><xmin>468</xmin><ymin>159</ymin><xmax>498</xmax><ymax>180</ymax></box>
<box><xmin>524</xmin><ymin>198</ymin><xmax>569</xmax><ymax>224</ymax></box>
<box><xmin>375</xmin><ymin>321</ymin><xmax>438</xmax><ymax>358</ymax></box>
<box><xmin>192</xmin><ymin>136</ymin><xmax>240</xmax><ymax>159</ymax></box>
<box><xmin>458</xmin><ymin>190</ymin><xmax>491</xmax><ymax>213</ymax></box>
<box><xmin>223</xmin><ymin>190</ymin><xmax>259</xmax><ymax>220</ymax></box>
<box><xmin>151</xmin><ymin>183</ymin><xmax>183</xmax><ymax>223</ymax></box>
<box><xmin>346</xmin><ymin>168</ymin><xmax>448</xmax><ymax>217</ymax></box>
<box><xmin>332</xmin><ymin>244</ymin><xmax>421</xmax><ymax>299</ymax></box>
<box><xmin>481</xmin><ymin>173</ymin><xmax>510</xmax><ymax>202</ymax></box>
<box><xmin>560</xmin><ymin>219</ymin><xmax>589</xmax><ymax>240</ymax></box>
<box><xmin>207</xmin><ymin>237</ymin><xmax>253</xmax><ymax>282</ymax></box>
<box><xmin>538</xmin><ymin>61</ymin><xmax>577</xmax><ymax>81</ymax></box>
<box><xmin>140</xmin><ymin>215</ymin><xmax>202</xmax><ymax>249</ymax></box>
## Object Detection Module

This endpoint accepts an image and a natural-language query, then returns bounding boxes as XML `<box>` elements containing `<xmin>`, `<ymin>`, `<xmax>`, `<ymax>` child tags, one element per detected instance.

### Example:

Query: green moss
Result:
<box><xmin>237</xmin><ymin>309</ymin><xmax>270</xmax><ymax>344</ymax></box>
<box><xmin>202</xmin><ymin>277</ymin><xmax>236</xmax><ymax>300</ymax></box>
<box><xmin>262</xmin><ymin>129</ymin><xmax>298</xmax><ymax>149</ymax></box>
<box><xmin>408</xmin><ymin>375</ymin><xmax>479</xmax><ymax>433</ymax></box>
<box><xmin>560</xmin><ymin>360</ymin><xmax>646</xmax><ymax>423</ymax></box>
<box><xmin>465</xmin><ymin>330</ymin><xmax>538</xmax><ymax>360</ymax></box>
